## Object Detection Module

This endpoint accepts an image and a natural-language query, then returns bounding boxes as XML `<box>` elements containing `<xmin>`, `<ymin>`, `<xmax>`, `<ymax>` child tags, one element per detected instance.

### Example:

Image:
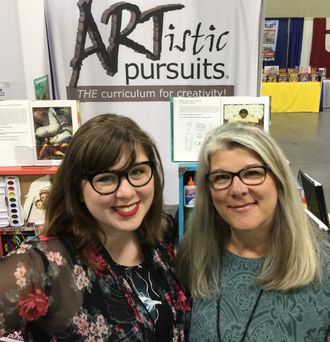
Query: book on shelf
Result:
<box><xmin>299</xmin><ymin>73</ymin><xmax>310</xmax><ymax>82</ymax></box>
<box><xmin>298</xmin><ymin>65</ymin><xmax>311</xmax><ymax>74</ymax></box>
<box><xmin>0</xmin><ymin>100</ymin><xmax>80</xmax><ymax>167</ymax></box>
<box><xmin>288</xmin><ymin>68</ymin><xmax>299</xmax><ymax>82</ymax></box>
<box><xmin>318</xmin><ymin>67</ymin><xmax>326</xmax><ymax>80</ymax></box>
<box><xmin>277</xmin><ymin>72</ymin><xmax>288</xmax><ymax>82</ymax></box>
<box><xmin>171</xmin><ymin>96</ymin><xmax>270</xmax><ymax>162</ymax></box>
<box><xmin>298</xmin><ymin>170</ymin><xmax>329</xmax><ymax>229</ymax></box>
<box><xmin>23</xmin><ymin>175</ymin><xmax>51</xmax><ymax>230</ymax></box>
<box><xmin>264</xmin><ymin>65</ymin><xmax>279</xmax><ymax>76</ymax></box>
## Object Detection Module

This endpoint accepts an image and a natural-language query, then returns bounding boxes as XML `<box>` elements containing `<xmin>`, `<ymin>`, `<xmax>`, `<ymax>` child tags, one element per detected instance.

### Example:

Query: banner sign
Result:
<box><xmin>263</xmin><ymin>19</ymin><xmax>279</xmax><ymax>61</ymax></box>
<box><xmin>310</xmin><ymin>18</ymin><xmax>330</xmax><ymax>78</ymax></box>
<box><xmin>45</xmin><ymin>0</ymin><xmax>263</xmax><ymax>101</ymax></box>
<box><xmin>44</xmin><ymin>0</ymin><xmax>264</xmax><ymax>203</ymax></box>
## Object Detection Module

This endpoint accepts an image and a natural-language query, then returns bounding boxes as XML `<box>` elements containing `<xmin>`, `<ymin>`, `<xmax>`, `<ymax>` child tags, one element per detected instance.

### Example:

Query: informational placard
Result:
<box><xmin>171</xmin><ymin>96</ymin><xmax>270</xmax><ymax>162</ymax></box>
<box><xmin>171</xmin><ymin>97</ymin><xmax>222</xmax><ymax>162</ymax></box>
<box><xmin>0</xmin><ymin>100</ymin><xmax>80</xmax><ymax>166</ymax></box>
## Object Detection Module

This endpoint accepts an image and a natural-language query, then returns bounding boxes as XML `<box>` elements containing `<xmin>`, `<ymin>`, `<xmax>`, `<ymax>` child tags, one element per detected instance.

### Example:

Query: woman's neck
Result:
<box><xmin>101</xmin><ymin>231</ymin><xmax>144</xmax><ymax>266</ymax></box>
<box><xmin>226</xmin><ymin>228</ymin><xmax>269</xmax><ymax>258</ymax></box>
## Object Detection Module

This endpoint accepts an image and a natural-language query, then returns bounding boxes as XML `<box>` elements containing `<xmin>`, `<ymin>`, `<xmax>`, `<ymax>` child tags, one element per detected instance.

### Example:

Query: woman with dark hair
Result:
<box><xmin>176</xmin><ymin>121</ymin><xmax>330</xmax><ymax>341</ymax></box>
<box><xmin>0</xmin><ymin>114</ymin><xmax>190</xmax><ymax>341</ymax></box>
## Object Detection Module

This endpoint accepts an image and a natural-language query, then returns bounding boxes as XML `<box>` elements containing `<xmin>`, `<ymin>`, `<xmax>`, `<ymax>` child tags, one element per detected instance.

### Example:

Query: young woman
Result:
<box><xmin>176</xmin><ymin>121</ymin><xmax>330</xmax><ymax>341</ymax></box>
<box><xmin>0</xmin><ymin>114</ymin><xmax>190</xmax><ymax>341</ymax></box>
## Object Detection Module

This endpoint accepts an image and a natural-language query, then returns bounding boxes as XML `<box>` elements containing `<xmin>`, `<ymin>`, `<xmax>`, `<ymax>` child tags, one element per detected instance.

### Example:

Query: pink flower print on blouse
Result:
<box><xmin>46</xmin><ymin>251</ymin><xmax>64</xmax><ymax>266</ymax></box>
<box><xmin>73</xmin><ymin>265</ymin><xmax>91</xmax><ymax>291</ymax></box>
<box><xmin>15</xmin><ymin>243</ymin><xmax>32</xmax><ymax>255</ymax></box>
<box><xmin>89</xmin><ymin>315</ymin><xmax>109</xmax><ymax>337</ymax></box>
<box><xmin>73</xmin><ymin>312</ymin><xmax>111</xmax><ymax>340</ymax></box>
<box><xmin>73</xmin><ymin>312</ymin><xmax>90</xmax><ymax>337</ymax></box>
<box><xmin>14</xmin><ymin>263</ymin><xmax>27</xmax><ymax>288</ymax></box>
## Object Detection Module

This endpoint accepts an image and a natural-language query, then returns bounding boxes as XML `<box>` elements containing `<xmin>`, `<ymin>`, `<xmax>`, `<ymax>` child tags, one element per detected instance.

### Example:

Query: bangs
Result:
<box><xmin>79</xmin><ymin>139</ymin><xmax>138</xmax><ymax>175</ymax></box>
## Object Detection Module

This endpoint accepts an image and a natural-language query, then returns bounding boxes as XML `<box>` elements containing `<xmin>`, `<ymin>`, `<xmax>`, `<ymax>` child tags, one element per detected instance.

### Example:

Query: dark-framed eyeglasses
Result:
<box><xmin>205</xmin><ymin>165</ymin><xmax>270</xmax><ymax>190</ymax></box>
<box><xmin>83</xmin><ymin>161</ymin><xmax>154</xmax><ymax>195</ymax></box>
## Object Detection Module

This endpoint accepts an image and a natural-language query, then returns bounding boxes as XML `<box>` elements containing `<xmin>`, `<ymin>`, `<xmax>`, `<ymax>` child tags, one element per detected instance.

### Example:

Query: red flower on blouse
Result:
<box><xmin>174</xmin><ymin>286</ymin><xmax>191</xmax><ymax>311</ymax></box>
<box><xmin>84</xmin><ymin>245</ymin><xmax>109</xmax><ymax>277</ymax></box>
<box><xmin>17</xmin><ymin>288</ymin><xmax>49</xmax><ymax>321</ymax></box>
<box><xmin>167</xmin><ymin>243</ymin><xmax>176</xmax><ymax>260</ymax></box>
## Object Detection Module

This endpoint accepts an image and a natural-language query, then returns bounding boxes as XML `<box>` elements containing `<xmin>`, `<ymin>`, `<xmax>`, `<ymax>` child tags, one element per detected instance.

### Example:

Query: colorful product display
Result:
<box><xmin>0</xmin><ymin>177</ymin><xmax>9</xmax><ymax>227</ymax></box>
<box><xmin>3</xmin><ymin>176</ymin><xmax>24</xmax><ymax>227</ymax></box>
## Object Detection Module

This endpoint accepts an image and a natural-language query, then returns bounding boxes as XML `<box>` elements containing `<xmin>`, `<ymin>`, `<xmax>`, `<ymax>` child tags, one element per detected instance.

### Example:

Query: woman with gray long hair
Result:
<box><xmin>176</xmin><ymin>121</ymin><xmax>330</xmax><ymax>341</ymax></box>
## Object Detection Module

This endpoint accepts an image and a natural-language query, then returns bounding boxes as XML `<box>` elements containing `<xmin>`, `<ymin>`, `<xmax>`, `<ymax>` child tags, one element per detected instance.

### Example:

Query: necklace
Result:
<box><xmin>216</xmin><ymin>289</ymin><xmax>263</xmax><ymax>342</ymax></box>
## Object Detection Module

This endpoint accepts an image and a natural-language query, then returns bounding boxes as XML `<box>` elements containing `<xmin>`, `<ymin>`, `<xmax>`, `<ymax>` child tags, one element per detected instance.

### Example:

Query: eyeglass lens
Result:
<box><xmin>208</xmin><ymin>166</ymin><xmax>268</xmax><ymax>190</ymax></box>
<box><xmin>91</xmin><ymin>162</ymin><xmax>153</xmax><ymax>194</ymax></box>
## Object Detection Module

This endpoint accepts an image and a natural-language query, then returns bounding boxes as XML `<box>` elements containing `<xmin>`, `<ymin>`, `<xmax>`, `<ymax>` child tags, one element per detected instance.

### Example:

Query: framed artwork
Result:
<box><xmin>221</xmin><ymin>96</ymin><xmax>270</xmax><ymax>131</ymax></box>
<box><xmin>31</xmin><ymin>100</ymin><xmax>80</xmax><ymax>165</ymax></box>
<box><xmin>0</xmin><ymin>100</ymin><xmax>80</xmax><ymax>166</ymax></box>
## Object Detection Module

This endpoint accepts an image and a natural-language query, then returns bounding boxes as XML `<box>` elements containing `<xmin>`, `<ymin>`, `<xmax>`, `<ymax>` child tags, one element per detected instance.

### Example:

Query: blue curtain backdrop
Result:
<box><xmin>263</xmin><ymin>18</ymin><xmax>289</xmax><ymax>68</ymax></box>
<box><xmin>287</xmin><ymin>18</ymin><xmax>304</xmax><ymax>68</ymax></box>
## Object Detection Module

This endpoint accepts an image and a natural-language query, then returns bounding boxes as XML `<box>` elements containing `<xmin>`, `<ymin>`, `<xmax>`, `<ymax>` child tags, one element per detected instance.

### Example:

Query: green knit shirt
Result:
<box><xmin>189</xmin><ymin>241</ymin><xmax>330</xmax><ymax>341</ymax></box>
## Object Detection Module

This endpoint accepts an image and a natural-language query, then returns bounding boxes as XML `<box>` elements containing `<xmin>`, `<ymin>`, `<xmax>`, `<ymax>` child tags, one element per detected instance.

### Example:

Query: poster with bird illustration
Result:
<box><xmin>0</xmin><ymin>100</ymin><xmax>80</xmax><ymax>166</ymax></box>
<box><xmin>31</xmin><ymin>100</ymin><xmax>80</xmax><ymax>165</ymax></box>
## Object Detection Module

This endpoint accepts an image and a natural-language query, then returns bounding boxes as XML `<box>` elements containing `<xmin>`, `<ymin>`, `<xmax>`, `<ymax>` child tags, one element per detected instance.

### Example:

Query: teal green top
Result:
<box><xmin>189</xmin><ymin>242</ymin><xmax>330</xmax><ymax>341</ymax></box>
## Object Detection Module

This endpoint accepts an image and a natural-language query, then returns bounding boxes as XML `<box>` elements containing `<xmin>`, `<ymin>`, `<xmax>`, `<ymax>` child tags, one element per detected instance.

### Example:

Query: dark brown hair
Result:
<box><xmin>44</xmin><ymin>114</ymin><xmax>164</xmax><ymax>255</ymax></box>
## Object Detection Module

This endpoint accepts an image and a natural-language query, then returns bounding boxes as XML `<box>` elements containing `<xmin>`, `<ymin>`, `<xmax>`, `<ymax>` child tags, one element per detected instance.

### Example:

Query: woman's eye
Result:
<box><xmin>130</xmin><ymin>167</ymin><xmax>144</xmax><ymax>178</ymax></box>
<box><xmin>214</xmin><ymin>173</ymin><xmax>230</xmax><ymax>182</ymax></box>
<box><xmin>95</xmin><ymin>173</ymin><xmax>117</xmax><ymax>184</ymax></box>
<box><xmin>244</xmin><ymin>170</ymin><xmax>261</xmax><ymax>177</ymax></box>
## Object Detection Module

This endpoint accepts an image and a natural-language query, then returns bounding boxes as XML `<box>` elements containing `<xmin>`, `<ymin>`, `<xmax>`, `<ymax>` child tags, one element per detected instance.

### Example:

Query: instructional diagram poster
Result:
<box><xmin>171</xmin><ymin>97</ymin><xmax>222</xmax><ymax>162</ymax></box>
<box><xmin>171</xmin><ymin>96</ymin><xmax>270</xmax><ymax>162</ymax></box>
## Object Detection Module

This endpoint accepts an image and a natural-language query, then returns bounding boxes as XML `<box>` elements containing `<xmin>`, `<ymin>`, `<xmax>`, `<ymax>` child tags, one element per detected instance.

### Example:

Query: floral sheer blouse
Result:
<box><xmin>0</xmin><ymin>234</ymin><xmax>191</xmax><ymax>341</ymax></box>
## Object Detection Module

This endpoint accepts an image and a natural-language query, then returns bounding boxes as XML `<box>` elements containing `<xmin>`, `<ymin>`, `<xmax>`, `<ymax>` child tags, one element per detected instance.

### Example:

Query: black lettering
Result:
<box><xmin>217</xmin><ymin>31</ymin><xmax>229</xmax><ymax>50</ymax></box>
<box><xmin>69</xmin><ymin>0</ymin><xmax>110</xmax><ymax>87</ymax></box>
<box><xmin>213</xmin><ymin>63</ymin><xmax>225</xmax><ymax>79</ymax></box>
<box><xmin>166</xmin><ymin>63</ymin><xmax>179</xmax><ymax>79</ymax></box>
<box><xmin>125</xmin><ymin>63</ymin><xmax>139</xmax><ymax>84</ymax></box>
<box><xmin>140</xmin><ymin>5</ymin><xmax>185</xmax><ymax>59</ymax></box>
<box><xmin>70</xmin><ymin>1</ymin><xmax>185</xmax><ymax>87</ymax></box>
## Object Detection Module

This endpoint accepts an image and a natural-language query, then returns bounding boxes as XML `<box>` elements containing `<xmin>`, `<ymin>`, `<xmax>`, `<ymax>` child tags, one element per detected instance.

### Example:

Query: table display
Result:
<box><xmin>261</xmin><ymin>82</ymin><xmax>321</xmax><ymax>113</ymax></box>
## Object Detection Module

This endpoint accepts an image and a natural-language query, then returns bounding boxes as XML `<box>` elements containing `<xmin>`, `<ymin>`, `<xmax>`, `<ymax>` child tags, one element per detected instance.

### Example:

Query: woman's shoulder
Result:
<box><xmin>4</xmin><ymin>234</ymin><xmax>74</xmax><ymax>266</ymax></box>
<box><xmin>319</xmin><ymin>237</ymin><xmax>330</xmax><ymax>257</ymax></box>
<box><xmin>318</xmin><ymin>238</ymin><xmax>330</xmax><ymax>279</ymax></box>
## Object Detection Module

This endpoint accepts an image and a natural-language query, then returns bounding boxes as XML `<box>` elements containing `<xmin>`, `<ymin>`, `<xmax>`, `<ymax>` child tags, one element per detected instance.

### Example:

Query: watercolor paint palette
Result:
<box><xmin>3</xmin><ymin>176</ymin><xmax>24</xmax><ymax>227</ymax></box>
<box><xmin>0</xmin><ymin>177</ymin><xmax>10</xmax><ymax>227</ymax></box>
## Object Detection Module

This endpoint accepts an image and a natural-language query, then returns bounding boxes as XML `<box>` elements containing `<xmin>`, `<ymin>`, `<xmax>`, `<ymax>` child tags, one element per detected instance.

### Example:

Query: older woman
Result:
<box><xmin>176</xmin><ymin>121</ymin><xmax>330</xmax><ymax>341</ymax></box>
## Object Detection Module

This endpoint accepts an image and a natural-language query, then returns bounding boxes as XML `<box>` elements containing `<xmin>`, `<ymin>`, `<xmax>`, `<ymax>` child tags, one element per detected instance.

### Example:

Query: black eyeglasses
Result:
<box><xmin>205</xmin><ymin>165</ymin><xmax>270</xmax><ymax>190</ymax></box>
<box><xmin>83</xmin><ymin>161</ymin><xmax>154</xmax><ymax>195</ymax></box>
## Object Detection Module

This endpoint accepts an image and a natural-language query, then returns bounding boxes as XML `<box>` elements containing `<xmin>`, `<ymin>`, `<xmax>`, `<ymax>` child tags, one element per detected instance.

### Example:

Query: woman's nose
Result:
<box><xmin>115</xmin><ymin>177</ymin><xmax>135</xmax><ymax>197</ymax></box>
<box><xmin>229</xmin><ymin>175</ymin><xmax>249</xmax><ymax>194</ymax></box>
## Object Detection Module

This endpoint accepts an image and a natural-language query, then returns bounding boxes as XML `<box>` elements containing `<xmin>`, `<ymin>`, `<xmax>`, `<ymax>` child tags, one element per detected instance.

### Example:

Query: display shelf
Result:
<box><xmin>0</xmin><ymin>166</ymin><xmax>58</xmax><ymax>175</ymax></box>
<box><xmin>0</xmin><ymin>226</ymin><xmax>35</xmax><ymax>233</ymax></box>
<box><xmin>0</xmin><ymin>166</ymin><xmax>55</xmax><ymax>256</ymax></box>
